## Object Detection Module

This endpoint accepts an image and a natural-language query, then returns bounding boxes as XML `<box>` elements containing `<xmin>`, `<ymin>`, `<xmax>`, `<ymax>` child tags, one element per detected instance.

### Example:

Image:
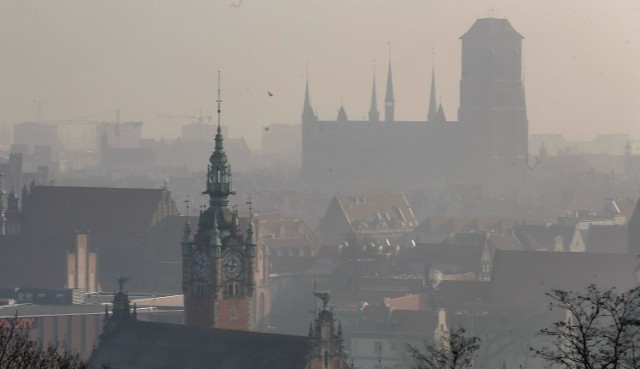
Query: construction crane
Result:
<box><xmin>159</xmin><ymin>108</ymin><xmax>212</xmax><ymax>124</ymax></box>
<box><xmin>44</xmin><ymin>109</ymin><xmax>142</xmax><ymax>127</ymax></box>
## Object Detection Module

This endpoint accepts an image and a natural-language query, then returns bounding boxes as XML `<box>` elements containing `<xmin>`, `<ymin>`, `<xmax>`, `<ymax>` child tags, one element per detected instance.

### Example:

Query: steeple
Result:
<box><xmin>368</xmin><ymin>67</ymin><xmax>379</xmax><ymax>122</ymax></box>
<box><xmin>428</xmin><ymin>56</ymin><xmax>438</xmax><ymax>122</ymax></box>
<box><xmin>184</xmin><ymin>72</ymin><xmax>258</xmax><ymax>331</ymax></box>
<box><xmin>206</xmin><ymin>71</ymin><xmax>234</xmax><ymax>207</ymax></box>
<box><xmin>302</xmin><ymin>72</ymin><xmax>317</xmax><ymax>123</ymax></box>
<box><xmin>384</xmin><ymin>57</ymin><xmax>395</xmax><ymax>123</ymax></box>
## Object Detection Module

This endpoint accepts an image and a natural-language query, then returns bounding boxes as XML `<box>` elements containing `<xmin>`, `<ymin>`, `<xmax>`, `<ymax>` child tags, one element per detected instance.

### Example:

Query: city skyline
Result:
<box><xmin>0</xmin><ymin>1</ymin><xmax>638</xmax><ymax>148</ymax></box>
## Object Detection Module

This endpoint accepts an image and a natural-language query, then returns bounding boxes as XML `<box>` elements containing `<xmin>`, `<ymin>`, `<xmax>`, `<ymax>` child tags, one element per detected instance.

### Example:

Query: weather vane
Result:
<box><xmin>313</xmin><ymin>291</ymin><xmax>330</xmax><ymax>311</ymax></box>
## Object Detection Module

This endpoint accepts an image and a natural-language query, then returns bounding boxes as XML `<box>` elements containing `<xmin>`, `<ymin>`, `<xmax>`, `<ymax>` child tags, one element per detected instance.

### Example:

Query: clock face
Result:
<box><xmin>192</xmin><ymin>252</ymin><xmax>209</xmax><ymax>279</ymax></box>
<box><xmin>222</xmin><ymin>252</ymin><xmax>243</xmax><ymax>280</ymax></box>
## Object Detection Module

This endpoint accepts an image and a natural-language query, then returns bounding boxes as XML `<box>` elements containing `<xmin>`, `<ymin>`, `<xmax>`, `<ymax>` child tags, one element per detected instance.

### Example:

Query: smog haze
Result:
<box><xmin>0</xmin><ymin>0</ymin><xmax>639</xmax><ymax>147</ymax></box>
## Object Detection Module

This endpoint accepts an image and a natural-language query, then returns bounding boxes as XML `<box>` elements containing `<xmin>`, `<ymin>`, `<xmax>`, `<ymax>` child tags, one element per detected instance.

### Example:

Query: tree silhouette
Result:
<box><xmin>0</xmin><ymin>314</ymin><xmax>109</xmax><ymax>369</ymax></box>
<box><xmin>408</xmin><ymin>327</ymin><xmax>481</xmax><ymax>369</ymax></box>
<box><xmin>533</xmin><ymin>284</ymin><xmax>640</xmax><ymax>369</ymax></box>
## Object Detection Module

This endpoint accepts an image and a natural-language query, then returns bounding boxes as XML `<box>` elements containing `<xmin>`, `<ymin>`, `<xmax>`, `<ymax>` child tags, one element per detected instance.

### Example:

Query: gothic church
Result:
<box><xmin>302</xmin><ymin>17</ymin><xmax>528</xmax><ymax>194</ymax></box>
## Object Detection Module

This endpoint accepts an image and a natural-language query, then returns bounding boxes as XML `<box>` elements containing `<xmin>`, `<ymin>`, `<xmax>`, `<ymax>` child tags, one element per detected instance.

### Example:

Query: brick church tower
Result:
<box><xmin>182</xmin><ymin>77</ymin><xmax>257</xmax><ymax>330</ymax></box>
<box><xmin>458</xmin><ymin>17</ymin><xmax>528</xmax><ymax>193</ymax></box>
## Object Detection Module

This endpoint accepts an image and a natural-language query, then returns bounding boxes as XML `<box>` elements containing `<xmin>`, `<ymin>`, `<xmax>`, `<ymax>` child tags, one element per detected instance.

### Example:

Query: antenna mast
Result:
<box><xmin>216</xmin><ymin>71</ymin><xmax>222</xmax><ymax>132</ymax></box>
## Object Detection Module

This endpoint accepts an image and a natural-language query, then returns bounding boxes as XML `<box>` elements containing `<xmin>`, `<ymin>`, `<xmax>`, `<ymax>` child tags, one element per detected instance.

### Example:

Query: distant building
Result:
<box><xmin>302</xmin><ymin>17</ymin><xmax>528</xmax><ymax>194</ymax></box>
<box><xmin>0</xmin><ymin>184</ymin><xmax>179</xmax><ymax>291</ymax></box>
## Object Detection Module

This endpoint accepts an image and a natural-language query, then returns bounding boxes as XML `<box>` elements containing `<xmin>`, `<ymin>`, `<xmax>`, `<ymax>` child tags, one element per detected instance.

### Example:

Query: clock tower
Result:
<box><xmin>182</xmin><ymin>75</ymin><xmax>257</xmax><ymax>330</ymax></box>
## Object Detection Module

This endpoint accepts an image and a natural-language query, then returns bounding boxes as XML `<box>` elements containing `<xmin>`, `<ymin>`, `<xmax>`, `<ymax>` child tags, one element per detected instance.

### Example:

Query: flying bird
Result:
<box><xmin>267</xmin><ymin>91</ymin><xmax>274</xmax><ymax>97</ymax></box>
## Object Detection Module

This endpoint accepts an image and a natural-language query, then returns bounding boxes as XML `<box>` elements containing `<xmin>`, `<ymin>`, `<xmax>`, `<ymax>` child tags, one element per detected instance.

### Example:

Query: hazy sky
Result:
<box><xmin>1</xmin><ymin>1</ymin><xmax>639</xmax><ymax>148</ymax></box>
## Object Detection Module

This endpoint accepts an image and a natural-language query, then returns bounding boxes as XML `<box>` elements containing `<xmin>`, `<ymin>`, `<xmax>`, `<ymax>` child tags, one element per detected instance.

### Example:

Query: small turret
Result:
<box><xmin>625</xmin><ymin>140</ymin><xmax>632</xmax><ymax>156</ymax></box>
<box><xmin>209</xmin><ymin>211</ymin><xmax>222</xmax><ymax>257</ymax></box>
<box><xmin>336</xmin><ymin>102</ymin><xmax>348</xmax><ymax>123</ymax></box>
<box><xmin>109</xmin><ymin>276</ymin><xmax>134</xmax><ymax>321</ymax></box>
<box><xmin>308</xmin><ymin>291</ymin><xmax>349</xmax><ymax>369</ymax></box>
<box><xmin>181</xmin><ymin>219</ymin><xmax>192</xmax><ymax>256</ymax></box>
<box><xmin>435</xmin><ymin>102</ymin><xmax>447</xmax><ymax>123</ymax></box>
<box><xmin>246</xmin><ymin>217</ymin><xmax>256</xmax><ymax>257</ymax></box>
<box><xmin>21</xmin><ymin>185</ymin><xmax>28</xmax><ymax>212</ymax></box>
<box><xmin>5</xmin><ymin>187</ymin><xmax>20</xmax><ymax>236</ymax></box>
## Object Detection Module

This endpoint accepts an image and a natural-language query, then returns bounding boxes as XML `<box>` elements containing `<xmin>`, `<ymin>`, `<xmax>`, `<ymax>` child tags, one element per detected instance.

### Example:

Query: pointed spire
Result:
<box><xmin>206</xmin><ymin>71</ymin><xmax>234</xmax><ymax>207</ymax></box>
<box><xmin>304</xmin><ymin>79</ymin><xmax>312</xmax><ymax>113</ymax></box>
<box><xmin>214</xmin><ymin>71</ymin><xmax>224</xmax><ymax>153</ymax></box>
<box><xmin>368</xmin><ymin>65</ymin><xmax>379</xmax><ymax>122</ymax></box>
<box><xmin>428</xmin><ymin>51</ymin><xmax>438</xmax><ymax>122</ymax></box>
<box><xmin>384</xmin><ymin>54</ymin><xmax>395</xmax><ymax>123</ymax></box>
<box><xmin>302</xmin><ymin>64</ymin><xmax>316</xmax><ymax>122</ymax></box>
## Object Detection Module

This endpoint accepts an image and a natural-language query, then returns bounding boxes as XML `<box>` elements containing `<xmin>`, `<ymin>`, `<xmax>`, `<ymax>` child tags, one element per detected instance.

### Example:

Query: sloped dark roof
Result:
<box><xmin>358</xmin><ymin>299</ymin><xmax>437</xmax><ymax>334</ymax></box>
<box><xmin>514</xmin><ymin>224</ymin><xmax>575</xmax><ymax>251</ymax></box>
<box><xmin>402</xmin><ymin>239</ymin><xmax>485</xmax><ymax>276</ymax></box>
<box><xmin>460</xmin><ymin>17</ymin><xmax>523</xmax><ymax>40</ymax></box>
<box><xmin>434</xmin><ymin>280</ymin><xmax>490</xmax><ymax>307</ymax></box>
<box><xmin>491</xmin><ymin>250</ymin><xmax>635</xmax><ymax>306</ymax></box>
<box><xmin>22</xmin><ymin>185</ymin><xmax>177</xmax><ymax>240</ymax></box>
<box><xmin>586</xmin><ymin>224</ymin><xmax>628</xmax><ymax>254</ymax></box>
<box><xmin>89</xmin><ymin>320</ymin><xmax>311</xmax><ymax>369</ymax></box>
<box><xmin>486</xmin><ymin>232</ymin><xmax>522</xmax><ymax>252</ymax></box>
